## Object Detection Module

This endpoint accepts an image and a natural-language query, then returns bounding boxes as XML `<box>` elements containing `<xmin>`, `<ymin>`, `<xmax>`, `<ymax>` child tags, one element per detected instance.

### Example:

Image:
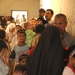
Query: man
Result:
<box><xmin>44</xmin><ymin>9</ymin><xmax>54</xmax><ymax>27</ymax></box>
<box><xmin>45</xmin><ymin>9</ymin><xmax>54</xmax><ymax>24</ymax></box>
<box><xmin>54</xmin><ymin>13</ymin><xmax>75</xmax><ymax>48</ymax></box>
<box><xmin>0</xmin><ymin>40</ymin><xmax>9</xmax><ymax>75</ymax></box>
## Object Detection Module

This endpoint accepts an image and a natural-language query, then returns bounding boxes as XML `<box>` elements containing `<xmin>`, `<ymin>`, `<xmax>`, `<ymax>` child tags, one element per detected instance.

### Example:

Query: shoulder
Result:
<box><xmin>64</xmin><ymin>32</ymin><xmax>75</xmax><ymax>44</ymax></box>
<box><xmin>62</xmin><ymin>66</ymin><xmax>74</xmax><ymax>75</ymax></box>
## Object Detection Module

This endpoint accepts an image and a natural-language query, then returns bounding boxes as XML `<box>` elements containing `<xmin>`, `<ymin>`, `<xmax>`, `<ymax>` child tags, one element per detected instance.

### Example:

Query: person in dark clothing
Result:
<box><xmin>64</xmin><ymin>44</ymin><xmax>75</xmax><ymax>66</ymax></box>
<box><xmin>27</xmin><ymin>25</ymin><xmax>64</xmax><ymax>75</ymax></box>
<box><xmin>37</xmin><ymin>8</ymin><xmax>48</xmax><ymax>25</ymax></box>
<box><xmin>0</xmin><ymin>16</ymin><xmax>7</xmax><ymax>29</ymax></box>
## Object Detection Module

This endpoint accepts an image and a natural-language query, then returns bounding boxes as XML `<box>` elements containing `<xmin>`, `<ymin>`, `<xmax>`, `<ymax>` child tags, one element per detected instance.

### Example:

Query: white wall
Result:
<box><xmin>40</xmin><ymin>0</ymin><xmax>75</xmax><ymax>37</ymax></box>
<box><xmin>0</xmin><ymin>0</ymin><xmax>40</xmax><ymax>21</ymax></box>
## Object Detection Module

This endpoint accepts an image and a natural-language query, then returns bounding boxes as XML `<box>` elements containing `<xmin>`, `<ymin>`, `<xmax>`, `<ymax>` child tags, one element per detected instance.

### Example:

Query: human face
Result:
<box><xmin>45</xmin><ymin>10</ymin><xmax>53</xmax><ymax>21</ymax></box>
<box><xmin>15</xmin><ymin>26</ymin><xmax>22</xmax><ymax>32</ymax></box>
<box><xmin>30</xmin><ymin>20</ymin><xmax>37</xmax><ymax>28</ymax></box>
<box><xmin>40</xmin><ymin>12</ymin><xmax>45</xmax><ymax>16</ymax></box>
<box><xmin>54</xmin><ymin>17</ymin><xmax>67</xmax><ymax>34</ymax></box>
<box><xmin>17</xmin><ymin>33</ymin><xmax>25</xmax><ymax>43</ymax></box>
<box><xmin>19</xmin><ymin>58</ymin><xmax>27</xmax><ymax>66</ymax></box>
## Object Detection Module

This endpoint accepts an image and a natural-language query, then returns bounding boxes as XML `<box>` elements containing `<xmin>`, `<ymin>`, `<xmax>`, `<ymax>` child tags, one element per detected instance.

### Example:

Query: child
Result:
<box><xmin>0</xmin><ymin>40</ymin><xmax>9</xmax><ymax>75</ymax></box>
<box><xmin>19</xmin><ymin>54</ymin><xmax>28</xmax><ymax>74</ymax></box>
<box><xmin>10</xmin><ymin>29</ymin><xmax>29</xmax><ymax>64</ymax></box>
<box><xmin>29</xmin><ymin>18</ymin><xmax>37</xmax><ymax>30</ymax></box>
<box><xmin>13</xmin><ymin>64</ymin><xmax>26</xmax><ymax>75</ymax></box>
<box><xmin>19</xmin><ymin>54</ymin><xmax>28</xmax><ymax>66</ymax></box>
<box><xmin>32</xmin><ymin>24</ymin><xmax>45</xmax><ymax>47</ymax></box>
<box><xmin>10</xmin><ymin>25</ymin><xmax>22</xmax><ymax>50</ymax></box>
<box><xmin>62</xmin><ymin>49</ymin><xmax>75</xmax><ymax>75</ymax></box>
<box><xmin>24</xmin><ymin>22</ymin><xmax>36</xmax><ymax>48</ymax></box>
<box><xmin>27</xmin><ymin>24</ymin><xmax>45</xmax><ymax>55</ymax></box>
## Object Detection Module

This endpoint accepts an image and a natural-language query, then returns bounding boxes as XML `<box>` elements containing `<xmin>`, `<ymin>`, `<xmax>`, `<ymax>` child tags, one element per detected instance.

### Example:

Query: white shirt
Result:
<box><xmin>62</xmin><ymin>66</ymin><xmax>75</xmax><ymax>75</ymax></box>
<box><xmin>0</xmin><ymin>59</ymin><xmax>9</xmax><ymax>75</ymax></box>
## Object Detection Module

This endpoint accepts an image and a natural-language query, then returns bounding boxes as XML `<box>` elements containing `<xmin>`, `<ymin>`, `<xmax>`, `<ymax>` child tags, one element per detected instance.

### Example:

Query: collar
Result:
<box><xmin>67</xmin><ymin>65</ymin><xmax>75</xmax><ymax>73</ymax></box>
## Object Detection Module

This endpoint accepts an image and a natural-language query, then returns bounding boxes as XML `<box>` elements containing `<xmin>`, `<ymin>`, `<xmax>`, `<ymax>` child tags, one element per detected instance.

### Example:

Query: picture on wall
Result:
<box><xmin>11</xmin><ymin>10</ymin><xmax>27</xmax><ymax>25</ymax></box>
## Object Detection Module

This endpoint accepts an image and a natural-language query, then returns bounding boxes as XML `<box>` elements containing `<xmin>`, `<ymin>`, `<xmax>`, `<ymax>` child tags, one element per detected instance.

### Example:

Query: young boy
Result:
<box><xmin>13</xmin><ymin>64</ymin><xmax>26</xmax><ymax>75</ymax></box>
<box><xmin>0</xmin><ymin>40</ymin><xmax>9</xmax><ymax>75</ymax></box>
<box><xmin>10</xmin><ymin>29</ymin><xmax>29</xmax><ymax>64</ymax></box>
<box><xmin>10</xmin><ymin>25</ymin><xmax>22</xmax><ymax>50</ymax></box>
<box><xmin>62</xmin><ymin>49</ymin><xmax>75</xmax><ymax>75</ymax></box>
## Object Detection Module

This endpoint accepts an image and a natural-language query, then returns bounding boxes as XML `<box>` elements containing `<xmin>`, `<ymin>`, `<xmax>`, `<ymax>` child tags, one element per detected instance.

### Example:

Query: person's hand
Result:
<box><xmin>1</xmin><ymin>50</ymin><xmax>8</xmax><ymax>65</ymax></box>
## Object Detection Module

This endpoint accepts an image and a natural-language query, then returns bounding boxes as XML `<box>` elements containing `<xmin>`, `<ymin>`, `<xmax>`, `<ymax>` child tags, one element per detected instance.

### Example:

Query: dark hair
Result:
<box><xmin>0</xmin><ymin>30</ymin><xmax>6</xmax><ymax>39</ymax></box>
<box><xmin>35</xmin><ymin>24</ymin><xmax>45</xmax><ymax>33</ymax></box>
<box><xmin>0</xmin><ymin>40</ymin><xmax>8</xmax><ymax>52</ymax></box>
<box><xmin>19</xmin><ymin>54</ymin><xmax>28</xmax><ymax>62</ymax></box>
<box><xmin>46</xmin><ymin>9</ymin><xmax>54</xmax><ymax>15</ymax></box>
<box><xmin>64</xmin><ymin>45</ymin><xmax>75</xmax><ymax>60</ymax></box>
<box><xmin>39</xmin><ymin>8</ymin><xmax>45</xmax><ymax>14</ymax></box>
<box><xmin>14</xmin><ymin>64</ymin><xmax>25</xmax><ymax>72</ymax></box>
<box><xmin>17</xmin><ymin>29</ymin><xmax>26</xmax><ymax>37</ymax></box>
<box><xmin>16</xmin><ymin>25</ymin><xmax>22</xmax><ymax>29</ymax></box>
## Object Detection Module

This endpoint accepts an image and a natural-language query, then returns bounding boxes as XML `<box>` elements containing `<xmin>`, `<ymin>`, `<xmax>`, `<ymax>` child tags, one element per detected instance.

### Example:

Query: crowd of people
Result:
<box><xmin>0</xmin><ymin>8</ymin><xmax>75</xmax><ymax>75</ymax></box>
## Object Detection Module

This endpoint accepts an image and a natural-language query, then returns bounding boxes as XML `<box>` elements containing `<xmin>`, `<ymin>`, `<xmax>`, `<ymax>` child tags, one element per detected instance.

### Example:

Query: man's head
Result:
<box><xmin>54</xmin><ymin>13</ymin><xmax>67</xmax><ymax>35</ymax></box>
<box><xmin>45</xmin><ymin>9</ymin><xmax>54</xmax><ymax>21</ymax></box>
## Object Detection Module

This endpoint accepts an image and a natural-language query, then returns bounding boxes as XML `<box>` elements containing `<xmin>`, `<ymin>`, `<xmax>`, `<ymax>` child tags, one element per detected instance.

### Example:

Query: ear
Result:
<box><xmin>0</xmin><ymin>48</ymin><xmax>5</xmax><ymax>57</ymax></box>
<box><xmin>64</xmin><ymin>22</ymin><xmax>67</xmax><ymax>28</ymax></box>
<box><xmin>2</xmin><ymin>48</ymin><xmax>5</xmax><ymax>54</ymax></box>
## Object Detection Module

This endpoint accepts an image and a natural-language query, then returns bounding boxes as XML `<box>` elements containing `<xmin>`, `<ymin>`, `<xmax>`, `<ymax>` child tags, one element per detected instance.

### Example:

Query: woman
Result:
<box><xmin>28</xmin><ymin>26</ymin><xmax>64</xmax><ymax>75</ymax></box>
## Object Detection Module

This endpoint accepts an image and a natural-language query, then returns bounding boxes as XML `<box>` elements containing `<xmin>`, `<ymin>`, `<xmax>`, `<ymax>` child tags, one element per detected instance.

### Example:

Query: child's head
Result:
<box><xmin>19</xmin><ymin>54</ymin><xmax>28</xmax><ymax>66</ymax></box>
<box><xmin>24</xmin><ymin>22</ymin><xmax>33</xmax><ymax>30</ymax></box>
<box><xmin>17</xmin><ymin>29</ymin><xmax>26</xmax><ymax>44</ymax></box>
<box><xmin>30</xmin><ymin>18</ymin><xmax>37</xmax><ymax>28</ymax></box>
<box><xmin>37</xmin><ymin>18</ymin><xmax>43</xmax><ymax>25</ymax></box>
<box><xmin>15</xmin><ymin>25</ymin><xmax>22</xmax><ymax>33</ymax></box>
<box><xmin>39</xmin><ymin>8</ymin><xmax>45</xmax><ymax>16</ymax></box>
<box><xmin>35</xmin><ymin>24</ymin><xmax>45</xmax><ymax>34</ymax></box>
<box><xmin>69</xmin><ymin>49</ymin><xmax>75</xmax><ymax>68</ymax></box>
<box><xmin>13</xmin><ymin>64</ymin><xmax>25</xmax><ymax>75</ymax></box>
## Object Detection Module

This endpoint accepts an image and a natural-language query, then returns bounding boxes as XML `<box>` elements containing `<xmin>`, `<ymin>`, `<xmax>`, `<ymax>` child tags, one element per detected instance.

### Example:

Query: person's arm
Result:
<box><xmin>9</xmin><ymin>50</ymin><xmax>15</xmax><ymax>59</ymax></box>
